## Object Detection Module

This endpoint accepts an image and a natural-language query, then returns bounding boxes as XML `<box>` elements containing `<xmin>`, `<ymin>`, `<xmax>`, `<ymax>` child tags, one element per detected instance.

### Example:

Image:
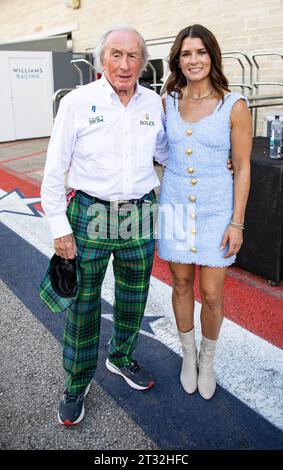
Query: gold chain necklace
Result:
<box><xmin>186</xmin><ymin>88</ymin><xmax>215</xmax><ymax>101</ymax></box>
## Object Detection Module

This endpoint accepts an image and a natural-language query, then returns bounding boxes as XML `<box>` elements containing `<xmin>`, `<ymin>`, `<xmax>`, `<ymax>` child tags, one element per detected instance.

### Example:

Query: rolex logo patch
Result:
<box><xmin>140</xmin><ymin>113</ymin><xmax>155</xmax><ymax>126</ymax></box>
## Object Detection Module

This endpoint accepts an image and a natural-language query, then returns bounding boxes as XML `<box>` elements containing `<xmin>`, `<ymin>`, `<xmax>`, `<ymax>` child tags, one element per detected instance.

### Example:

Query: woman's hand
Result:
<box><xmin>54</xmin><ymin>233</ymin><xmax>77</xmax><ymax>259</ymax></box>
<box><xmin>220</xmin><ymin>225</ymin><xmax>243</xmax><ymax>258</ymax></box>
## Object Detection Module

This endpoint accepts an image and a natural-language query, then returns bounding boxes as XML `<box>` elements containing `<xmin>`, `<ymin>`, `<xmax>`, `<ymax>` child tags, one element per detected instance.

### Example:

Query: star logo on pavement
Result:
<box><xmin>102</xmin><ymin>312</ymin><xmax>164</xmax><ymax>336</ymax></box>
<box><xmin>0</xmin><ymin>189</ymin><xmax>42</xmax><ymax>217</ymax></box>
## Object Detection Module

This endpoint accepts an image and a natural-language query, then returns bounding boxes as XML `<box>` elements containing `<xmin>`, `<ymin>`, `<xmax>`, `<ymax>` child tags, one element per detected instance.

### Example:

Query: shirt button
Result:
<box><xmin>190</xmin><ymin>179</ymin><xmax>197</xmax><ymax>185</ymax></box>
<box><xmin>190</xmin><ymin>213</ymin><xmax>196</xmax><ymax>219</ymax></box>
<box><xmin>191</xmin><ymin>228</ymin><xmax>197</xmax><ymax>235</ymax></box>
<box><xmin>190</xmin><ymin>246</ymin><xmax>197</xmax><ymax>253</ymax></box>
<box><xmin>186</xmin><ymin>129</ymin><xmax>193</xmax><ymax>136</ymax></box>
<box><xmin>186</xmin><ymin>148</ymin><xmax>193</xmax><ymax>155</ymax></box>
<box><xmin>188</xmin><ymin>196</ymin><xmax>196</xmax><ymax>202</ymax></box>
<box><xmin>187</xmin><ymin>167</ymin><xmax>194</xmax><ymax>174</ymax></box>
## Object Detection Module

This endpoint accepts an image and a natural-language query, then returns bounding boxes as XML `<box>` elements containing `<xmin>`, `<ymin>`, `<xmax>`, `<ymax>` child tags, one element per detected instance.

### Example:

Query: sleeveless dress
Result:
<box><xmin>158</xmin><ymin>92</ymin><xmax>248</xmax><ymax>267</ymax></box>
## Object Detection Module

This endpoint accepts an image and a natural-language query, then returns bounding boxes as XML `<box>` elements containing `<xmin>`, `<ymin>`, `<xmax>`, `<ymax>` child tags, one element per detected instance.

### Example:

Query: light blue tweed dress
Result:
<box><xmin>158</xmin><ymin>92</ymin><xmax>248</xmax><ymax>267</ymax></box>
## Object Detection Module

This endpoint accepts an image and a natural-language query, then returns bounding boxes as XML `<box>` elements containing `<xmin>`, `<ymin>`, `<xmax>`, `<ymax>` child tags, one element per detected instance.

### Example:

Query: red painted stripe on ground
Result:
<box><xmin>0</xmin><ymin>150</ymin><xmax>45</xmax><ymax>164</ymax></box>
<box><xmin>23</xmin><ymin>168</ymin><xmax>44</xmax><ymax>174</ymax></box>
<box><xmin>0</xmin><ymin>168</ymin><xmax>39</xmax><ymax>193</ymax></box>
<box><xmin>152</xmin><ymin>252</ymin><xmax>283</xmax><ymax>349</ymax></box>
<box><xmin>0</xmin><ymin>168</ymin><xmax>43</xmax><ymax>213</ymax></box>
<box><xmin>0</xmin><ymin>137</ymin><xmax>49</xmax><ymax>151</ymax></box>
<box><xmin>0</xmin><ymin>166</ymin><xmax>41</xmax><ymax>189</ymax></box>
<box><xmin>0</xmin><ymin>166</ymin><xmax>41</xmax><ymax>194</ymax></box>
<box><xmin>226</xmin><ymin>266</ymin><xmax>283</xmax><ymax>300</ymax></box>
<box><xmin>0</xmin><ymin>142</ymin><xmax>22</xmax><ymax>150</ymax></box>
<box><xmin>223</xmin><ymin>274</ymin><xmax>283</xmax><ymax>348</ymax></box>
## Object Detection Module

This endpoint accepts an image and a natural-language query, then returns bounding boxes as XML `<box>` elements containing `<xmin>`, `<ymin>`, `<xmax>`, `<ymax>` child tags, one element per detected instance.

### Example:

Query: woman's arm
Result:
<box><xmin>230</xmin><ymin>99</ymin><xmax>253</xmax><ymax>224</ymax></box>
<box><xmin>221</xmin><ymin>99</ymin><xmax>253</xmax><ymax>258</ymax></box>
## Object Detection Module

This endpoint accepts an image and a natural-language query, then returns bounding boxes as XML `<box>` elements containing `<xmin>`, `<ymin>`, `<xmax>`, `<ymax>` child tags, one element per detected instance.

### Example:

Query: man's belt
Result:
<box><xmin>77</xmin><ymin>190</ymin><xmax>152</xmax><ymax>210</ymax></box>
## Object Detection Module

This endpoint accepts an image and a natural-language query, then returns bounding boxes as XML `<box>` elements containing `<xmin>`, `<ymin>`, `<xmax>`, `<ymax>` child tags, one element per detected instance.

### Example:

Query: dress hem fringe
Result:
<box><xmin>157</xmin><ymin>256</ymin><xmax>235</xmax><ymax>268</ymax></box>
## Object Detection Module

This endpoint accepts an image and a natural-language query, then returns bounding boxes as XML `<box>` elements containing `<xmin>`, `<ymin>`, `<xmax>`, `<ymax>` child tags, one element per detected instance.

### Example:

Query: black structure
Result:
<box><xmin>235</xmin><ymin>137</ymin><xmax>283</xmax><ymax>285</ymax></box>
<box><xmin>52</xmin><ymin>52</ymin><xmax>94</xmax><ymax>90</ymax></box>
<box><xmin>140</xmin><ymin>59</ymin><xmax>164</xmax><ymax>93</ymax></box>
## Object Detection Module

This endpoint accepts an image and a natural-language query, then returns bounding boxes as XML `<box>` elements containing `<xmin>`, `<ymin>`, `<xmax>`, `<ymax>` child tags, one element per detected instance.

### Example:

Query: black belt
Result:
<box><xmin>77</xmin><ymin>190</ymin><xmax>152</xmax><ymax>210</ymax></box>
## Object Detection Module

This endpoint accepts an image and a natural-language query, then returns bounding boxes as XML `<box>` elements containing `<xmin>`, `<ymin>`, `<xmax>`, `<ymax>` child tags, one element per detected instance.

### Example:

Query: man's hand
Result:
<box><xmin>227</xmin><ymin>158</ymin><xmax>234</xmax><ymax>175</ymax></box>
<box><xmin>54</xmin><ymin>233</ymin><xmax>77</xmax><ymax>259</ymax></box>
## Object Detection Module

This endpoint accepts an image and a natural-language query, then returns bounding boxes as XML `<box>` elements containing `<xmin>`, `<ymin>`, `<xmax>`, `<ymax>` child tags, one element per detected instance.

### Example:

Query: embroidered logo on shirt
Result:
<box><xmin>140</xmin><ymin>113</ymin><xmax>155</xmax><ymax>126</ymax></box>
<box><xmin>91</xmin><ymin>105</ymin><xmax>96</xmax><ymax>112</ymax></box>
<box><xmin>89</xmin><ymin>115</ymin><xmax>104</xmax><ymax>125</ymax></box>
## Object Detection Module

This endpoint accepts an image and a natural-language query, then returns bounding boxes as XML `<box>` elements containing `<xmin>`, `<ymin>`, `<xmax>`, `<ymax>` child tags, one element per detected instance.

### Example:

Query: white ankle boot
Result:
<box><xmin>197</xmin><ymin>335</ymin><xmax>217</xmax><ymax>400</ymax></box>
<box><xmin>178</xmin><ymin>328</ymin><xmax>198</xmax><ymax>394</ymax></box>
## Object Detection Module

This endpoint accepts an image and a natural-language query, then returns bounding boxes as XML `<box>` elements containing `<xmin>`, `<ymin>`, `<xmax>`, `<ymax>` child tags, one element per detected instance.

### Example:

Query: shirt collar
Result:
<box><xmin>99</xmin><ymin>73</ymin><xmax>143</xmax><ymax>103</ymax></box>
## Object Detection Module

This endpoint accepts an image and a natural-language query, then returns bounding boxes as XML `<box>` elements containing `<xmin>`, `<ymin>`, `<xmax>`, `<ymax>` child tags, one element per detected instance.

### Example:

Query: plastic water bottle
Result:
<box><xmin>270</xmin><ymin>115</ymin><xmax>282</xmax><ymax>159</ymax></box>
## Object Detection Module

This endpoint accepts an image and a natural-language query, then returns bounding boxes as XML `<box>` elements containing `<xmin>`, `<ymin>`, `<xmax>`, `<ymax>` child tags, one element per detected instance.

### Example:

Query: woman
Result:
<box><xmin>158</xmin><ymin>24</ymin><xmax>252</xmax><ymax>399</ymax></box>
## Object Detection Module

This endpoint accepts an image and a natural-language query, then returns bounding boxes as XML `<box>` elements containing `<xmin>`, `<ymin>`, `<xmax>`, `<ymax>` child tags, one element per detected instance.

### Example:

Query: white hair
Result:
<box><xmin>94</xmin><ymin>25</ymin><xmax>149</xmax><ymax>73</ymax></box>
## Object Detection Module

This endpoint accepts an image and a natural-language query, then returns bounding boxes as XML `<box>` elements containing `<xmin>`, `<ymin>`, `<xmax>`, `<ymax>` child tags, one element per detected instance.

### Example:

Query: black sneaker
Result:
<box><xmin>58</xmin><ymin>382</ymin><xmax>91</xmax><ymax>426</ymax></box>
<box><xmin>106</xmin><ymin>358</ymin><xmax>155</xmax><ymax>390</ymax></box>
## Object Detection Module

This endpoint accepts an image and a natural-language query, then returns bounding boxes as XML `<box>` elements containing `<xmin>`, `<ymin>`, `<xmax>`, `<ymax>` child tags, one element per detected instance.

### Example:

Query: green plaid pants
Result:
<box><xmin>63</xmin><ymin>190</ymin><xmax>156</xmax><ymax>393</ymax></box>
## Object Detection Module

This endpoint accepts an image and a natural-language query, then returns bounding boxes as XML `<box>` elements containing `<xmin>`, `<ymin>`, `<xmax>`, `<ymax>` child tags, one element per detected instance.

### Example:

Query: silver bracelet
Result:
<box><xmin>230</xmin><ymin>221</ymin><xmax>245</xmax><ymax>230</ymax></box>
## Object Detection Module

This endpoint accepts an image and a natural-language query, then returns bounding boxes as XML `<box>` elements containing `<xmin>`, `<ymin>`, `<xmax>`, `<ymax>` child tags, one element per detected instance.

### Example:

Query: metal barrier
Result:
<box><xmin>252</xmin><ymin>52</ymin><xmax>283</xmax><ymax>86</ymax></box>
<box><xmin>222</xmin><ymin>50</ymin><xmax>254</xmax><ymax>93</ymax></box>
<box><xmin>251</xmin><ymin>52</ymin><xmax>283</xmax><ymax>134</ymax></box>
<box><xmin>70</xmin><ymin>59</ymin><xmax>97</xmax><ymax>85</ymax></box>
<box><xmin>142</xmin><ymin>57</ymin><xmax>169</xmax><ymax>92</ymax></box>
<box><xmin>53</xmin><ymin>59</ymin><xmax>97</xmax><ymax>118</ymax></box>
<box><xmin>146</xmin><ymin>61</ymin><xmax>157</xmax><ymax>92</ymax></box>
<box><xmin>52</xmin><ymin>88</ymin><xmax>74</xmax><ymax>118</ymax></box>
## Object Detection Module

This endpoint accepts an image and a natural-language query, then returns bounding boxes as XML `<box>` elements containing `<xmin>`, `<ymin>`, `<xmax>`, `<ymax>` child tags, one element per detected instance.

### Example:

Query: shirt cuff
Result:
<box><xmin>46</xmin><ymin>214</ymin><xmax>73</xmax><ymax>239</ymax></box>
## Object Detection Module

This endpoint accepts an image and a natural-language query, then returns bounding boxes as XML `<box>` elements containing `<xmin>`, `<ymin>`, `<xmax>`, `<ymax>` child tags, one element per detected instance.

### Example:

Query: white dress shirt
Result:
<box><xmin>41</xmin><ymin>74</ymin><xmax>168</xmax><ymax>239</ymax></box>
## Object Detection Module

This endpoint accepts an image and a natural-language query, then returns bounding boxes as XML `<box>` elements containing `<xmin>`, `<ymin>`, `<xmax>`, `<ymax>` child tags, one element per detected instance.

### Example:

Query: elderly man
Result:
<box><xmin>41</xmin><ymin>26</ymin><xmax>168</xmax><ymax>425</ymax></box>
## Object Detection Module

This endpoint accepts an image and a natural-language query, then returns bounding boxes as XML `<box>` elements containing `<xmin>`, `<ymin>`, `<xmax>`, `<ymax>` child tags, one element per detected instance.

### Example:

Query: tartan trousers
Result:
<box><xmin>63</xmin><ymin>190</ymin><xmax>156</xmax><ymax>393</ymax></box>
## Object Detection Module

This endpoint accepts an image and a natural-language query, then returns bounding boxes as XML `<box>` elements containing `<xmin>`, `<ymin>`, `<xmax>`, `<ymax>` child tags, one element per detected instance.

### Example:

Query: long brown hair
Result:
<box><xmin>166</xmin><ymin>24</ymin><xmax>230</xmax><ymax>101</ymax></box>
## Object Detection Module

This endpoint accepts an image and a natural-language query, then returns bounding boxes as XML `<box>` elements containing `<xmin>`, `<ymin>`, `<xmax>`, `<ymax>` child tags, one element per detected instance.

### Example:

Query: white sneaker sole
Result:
<box><xmin>106</xmin><ymin>359</ymin><xmax>154</xmax><ymax>391</ymax></box>
<box><xmin>58</xmin><ymin>382</ymin><xmax>91</xmax><ymax>425</ymax></box>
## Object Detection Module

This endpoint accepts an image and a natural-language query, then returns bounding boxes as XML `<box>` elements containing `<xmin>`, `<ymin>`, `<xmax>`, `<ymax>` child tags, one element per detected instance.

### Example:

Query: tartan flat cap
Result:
<box><xmin>39</xmin><ymin>254</ymin><xmax>80</xmax><ymax>313</ymax></box>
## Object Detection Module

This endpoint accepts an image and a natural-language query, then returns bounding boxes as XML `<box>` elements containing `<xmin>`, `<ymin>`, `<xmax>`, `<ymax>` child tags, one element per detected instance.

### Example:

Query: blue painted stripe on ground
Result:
<box><xmin>0</xmin><ymin>221</ymin><xmax>282</xmax><ymax>450</ymax></box>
